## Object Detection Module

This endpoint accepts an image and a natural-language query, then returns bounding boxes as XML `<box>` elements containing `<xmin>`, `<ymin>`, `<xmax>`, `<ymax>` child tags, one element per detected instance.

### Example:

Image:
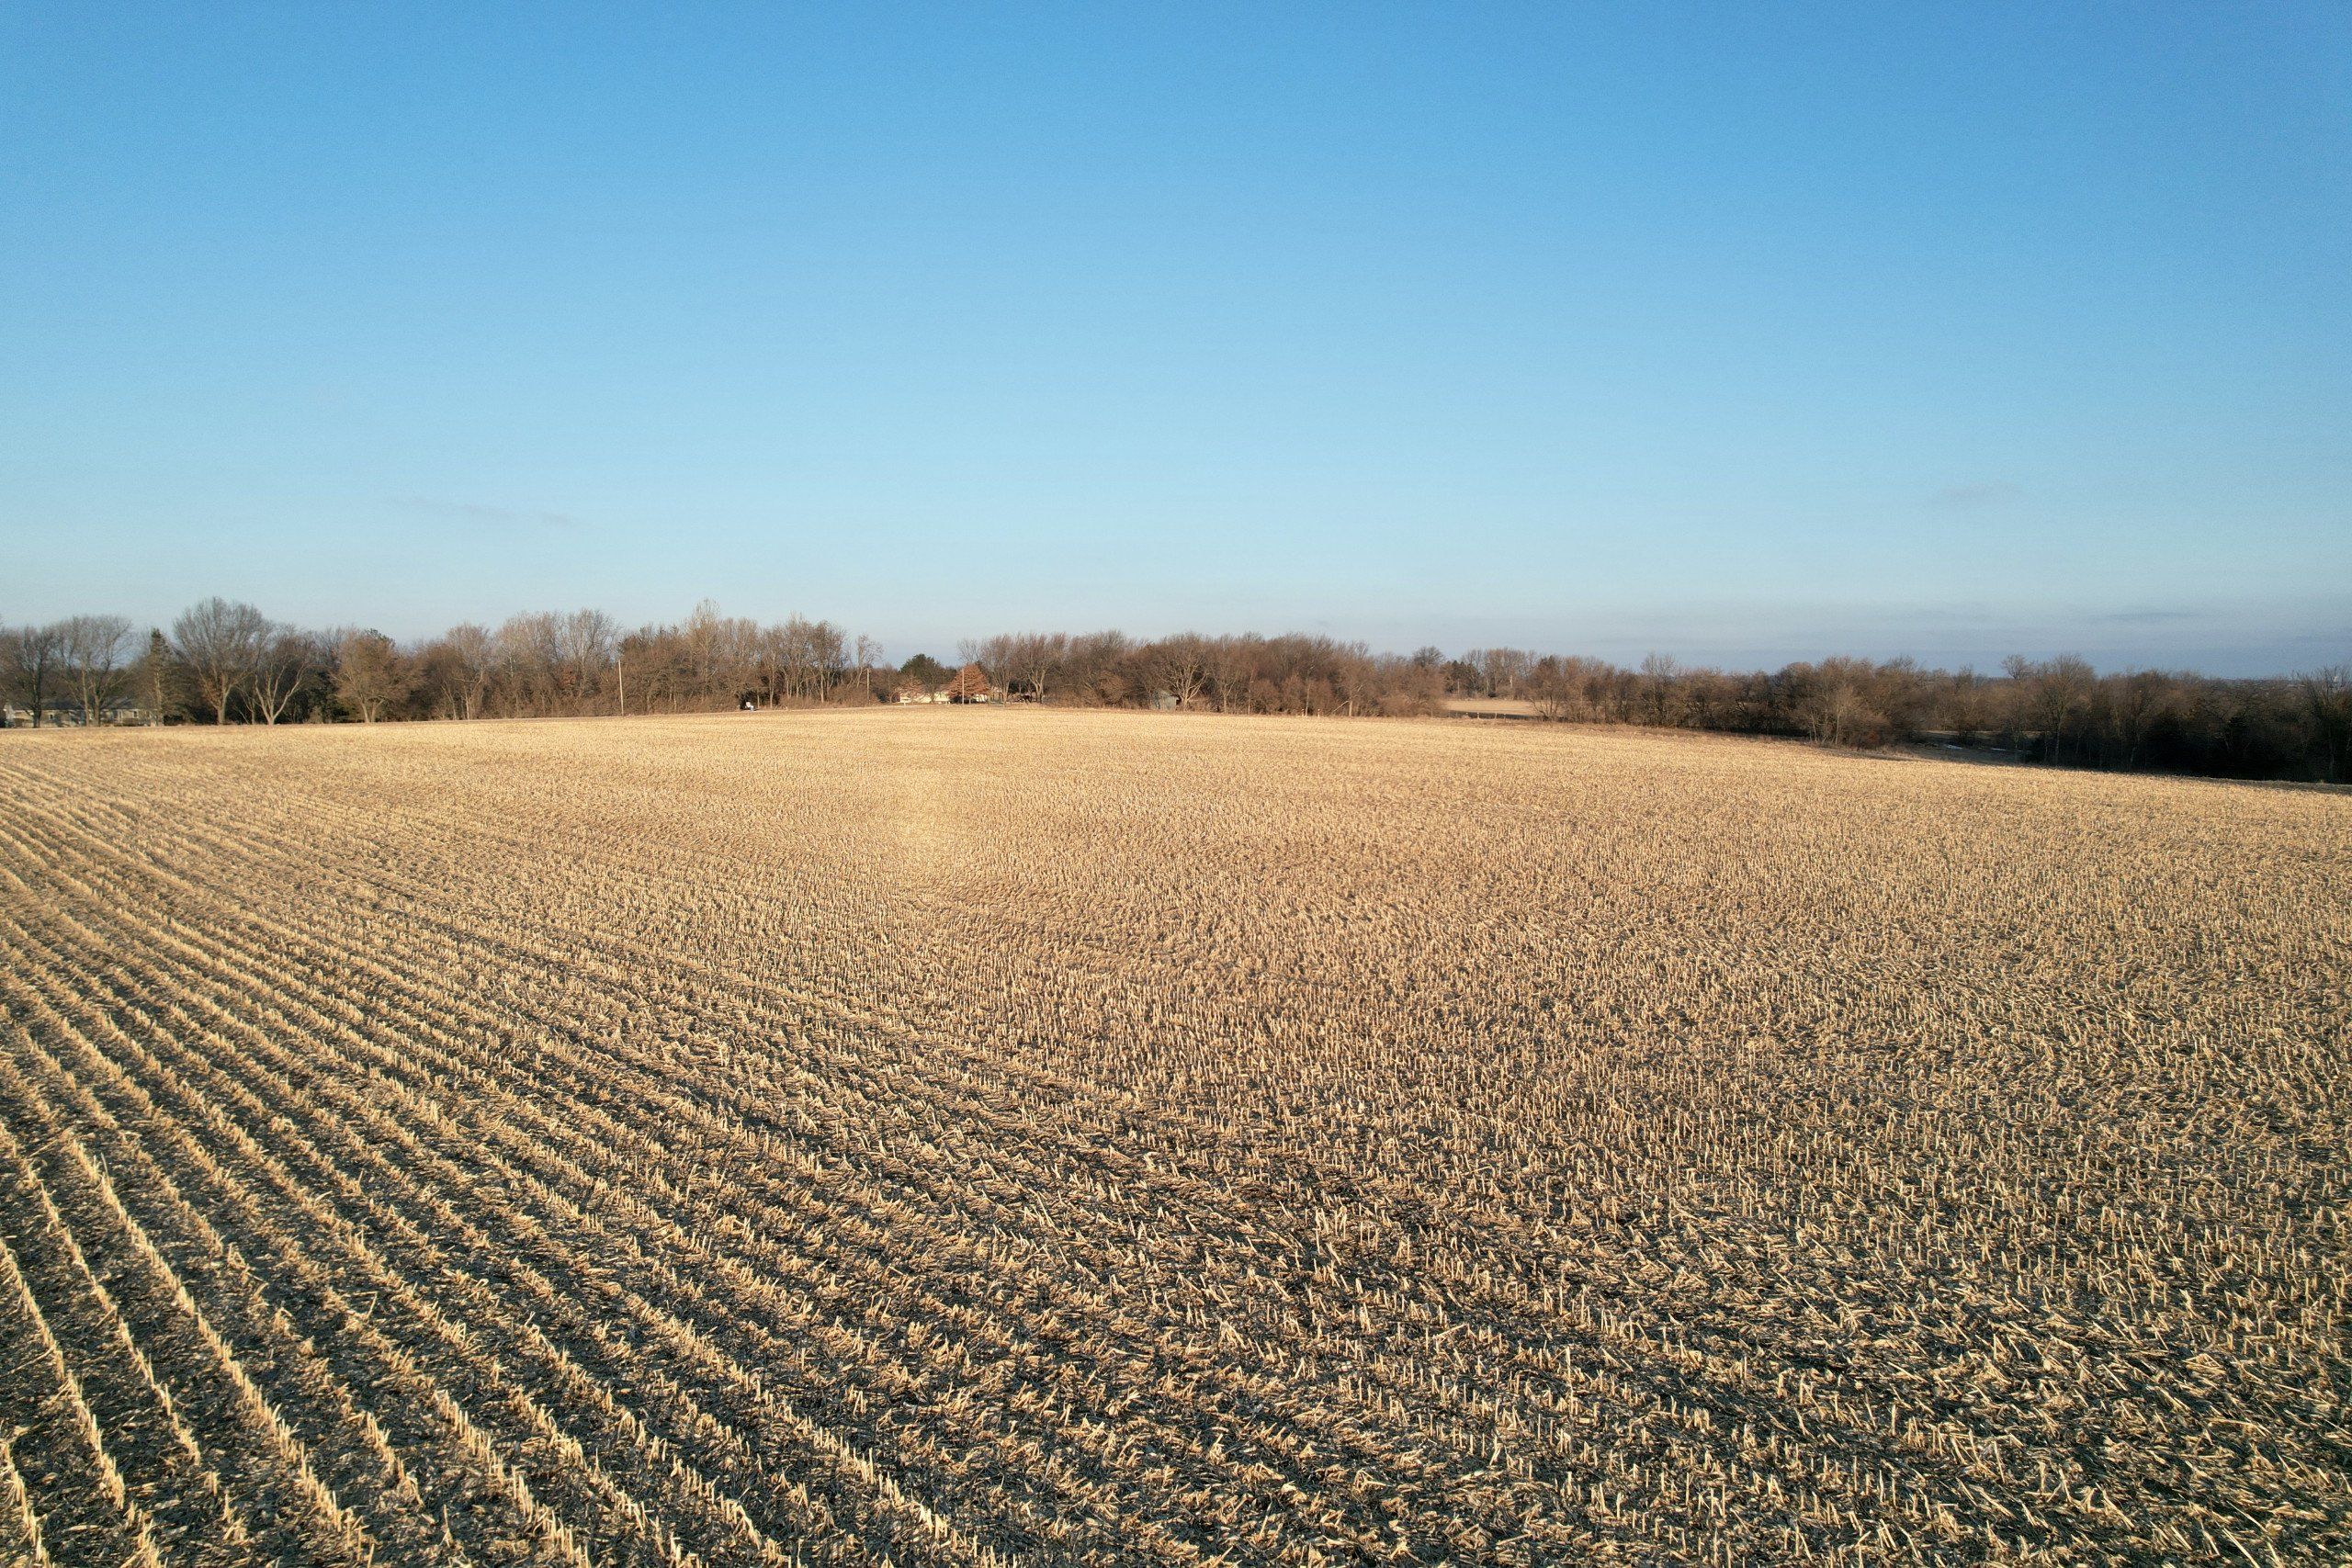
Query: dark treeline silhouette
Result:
<box><xmin>4</xmin><ymin>599</ymin><xmax>2346</xmax><ymax>784</ymax></box>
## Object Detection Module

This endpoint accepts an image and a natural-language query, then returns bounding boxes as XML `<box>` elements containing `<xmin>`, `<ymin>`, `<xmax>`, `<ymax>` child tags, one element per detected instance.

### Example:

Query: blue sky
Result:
<box><xmin>4</xmin><ymin>3</ymin><xmax>2346</xmax><ymax>672</ymax></box>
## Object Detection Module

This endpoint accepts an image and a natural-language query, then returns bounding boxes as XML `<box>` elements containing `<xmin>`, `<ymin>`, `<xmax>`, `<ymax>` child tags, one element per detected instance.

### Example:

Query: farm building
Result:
<box><xmin>3</xmin><ymin>699</ymin><xmax>155</xmax><ymax>727</ymax></box>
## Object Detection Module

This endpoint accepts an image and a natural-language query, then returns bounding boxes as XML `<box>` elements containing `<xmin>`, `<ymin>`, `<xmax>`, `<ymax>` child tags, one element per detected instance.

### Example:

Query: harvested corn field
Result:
<box><xmin>1</xmin><ymin>707</ymin><xmax>2346</xmax><ymax>1566</ymax></box>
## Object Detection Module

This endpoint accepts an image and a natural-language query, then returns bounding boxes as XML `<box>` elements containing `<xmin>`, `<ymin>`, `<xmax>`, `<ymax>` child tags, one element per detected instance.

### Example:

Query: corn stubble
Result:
<box><xmin>0</xmin><ymin>708</ymin><xmax>2344</xmax><ymax>1565</ymax></box>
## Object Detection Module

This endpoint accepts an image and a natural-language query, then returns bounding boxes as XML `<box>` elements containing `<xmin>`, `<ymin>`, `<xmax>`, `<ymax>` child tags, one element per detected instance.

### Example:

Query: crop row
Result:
<box><xmin>1</xmin><ymin>709</ymin><xmax>2344</xmax><ymax>1563</ymax></box>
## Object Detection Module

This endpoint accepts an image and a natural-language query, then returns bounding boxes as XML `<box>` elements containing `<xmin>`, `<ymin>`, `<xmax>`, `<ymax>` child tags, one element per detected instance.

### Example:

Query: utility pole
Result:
<box><xmin>616</xmin><ymin>650</ymin><xmax>626</xmax><ymax>716</ymax></box>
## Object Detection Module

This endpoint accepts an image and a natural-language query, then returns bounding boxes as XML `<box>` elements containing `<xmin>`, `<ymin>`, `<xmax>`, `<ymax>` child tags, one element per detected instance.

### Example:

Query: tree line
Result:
<box><xmin>957</xmin><ymin>633</ymin><xmax>2348</xmax><ymax>782</ymax></box>
<box><xmin>0</xmin><ymin>599</ymin><xmax>878</xmax><ymax>730</ymax></box>
<box><xmin>4</xmin><ymin>599</ymin><xmax>2346</xmax><ymax>783</ymax></box>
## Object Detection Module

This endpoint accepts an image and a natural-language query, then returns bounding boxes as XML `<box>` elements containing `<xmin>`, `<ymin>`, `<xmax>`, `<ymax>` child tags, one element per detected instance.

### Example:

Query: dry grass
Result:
<box><xmin>1439</xmin><ymin>697</ymin><xmax>1541</xmax><ymax>717</ymax></box>
<box><xmin>1</xmin><ymin>706</ymin><xmax>2346</xmax><ymax>1565</ymax></box>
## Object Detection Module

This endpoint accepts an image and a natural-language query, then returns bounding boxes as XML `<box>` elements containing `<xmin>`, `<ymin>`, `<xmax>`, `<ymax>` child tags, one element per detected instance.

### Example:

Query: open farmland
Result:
<box><xmin>1</xmin><ymin>709</ymin><xmax>2346</xmax><ymax>1566</ymax></box>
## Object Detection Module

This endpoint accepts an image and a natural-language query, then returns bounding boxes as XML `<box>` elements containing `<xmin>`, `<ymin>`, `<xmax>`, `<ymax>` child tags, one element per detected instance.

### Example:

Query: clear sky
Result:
<box><xmin>4</xmin><ymin>4</ymin><xmax>2346</xmax><ymax>673</ymax></box>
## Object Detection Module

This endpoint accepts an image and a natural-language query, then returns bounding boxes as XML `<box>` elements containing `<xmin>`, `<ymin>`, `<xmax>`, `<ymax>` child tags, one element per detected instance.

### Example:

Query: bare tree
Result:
<box><xmin>2005</xmin><ymin>654</ymin><xmax>2095</xmax><ymax>765</ymax></box>
<box><xmin>1476</xmin><ymin>647</ymin><xmax>1532</xmax><ymax>701</ymax></box>
<box><xmin>444</xmin><ymin>622</ymin><xmax>493</xmax><ymax>719</ymax></box>
<box><xmin>776</xmin><ymin>618</ymin><xmax>813</xmax><ymax>703</ymax></box>
<box><xmin>1638</xmin><ymin>652</ymin><xmax>1682</xmax><ymax>727</ymax></box>
<box><xmin>713</xmin><ymin>608</ymin><xmax>760</xmax><ymax>704</ymax></box>
<box><xmin>172</xmin><ymin>598</ymin><xmax>269</xmax><ymax>724</ymax></box>
<box><xmin>979</xmin><ymin>635</ymin><xmax>1018</xmax><ymax>698</ymax></box>
<box><xmin>1529</xmin><ymin>655</ymin><xmax>1613</xmax><ymax>722</ymax></box>
<box><xmin>58</xmin><ymin>615</ymin><xmax>135</xmax><ymax>724</ymax></box>
<box><xmin>495</xmin><ymin>612</ymin><xmax>562</xmax><ymax>713</ymax></box>
<box><xmin>1345</xmin><ymin>644</ymin><xmax>1389</xmax><ymax>716</ymax></box>
<box><xmin>1529</xmin><ymin>682</ymin><xmax>1576</xmax><ymax>722</ymax></box>
<box><xmin>769</xmin><ymin>615</ymin><xmax>831</xmax><ymax>703</ymax></box>
<box><xmin>1149</xmin><ymin>634</ymin><xmax>1209</xmax><ymax>708</ymax></box>
<box><xmin>2</xmin><ymin>622</ymin><xmax>65</xmax><ymax>726</ymax></box>
<box><xmin>854</xmin><ymin>635</ymin><xmax>882</xmax><ymax>701</ymax></box>
<box><xmin>1792</xmin><ymin>659</ymin><xmax>1887</xmax><ymax>748</ymax></box>
<box><xmin>1065</xmin><ymin>630</ymin><xmax>1131</xmax><ymax>705</ymax></box>
<box><xmin>2107</xmin><ymin>670</ymin><xmax>2177</xmax><ymax>770</ymax></box>
<box><xmin>555</xmin><ymin>609</ymin><xmax>618</xmax><ymax>708</ymax></box>
<box><xmin>333</xmin><ymin>629</ymin><xmax>411</xmax><ymax>722</ymax></box>
<box><xmin>806</xmin><ymin>620</ymin><xmax>845</xmax><ymax>702</ymax></box>
<box><xmin>1206</xmin><ymin>637</ymin><xmax>1259</xmax><ymax>713</ymax></box>
<box><xmin>753</xmin><ymin>624</ymin><xmax>789</xmax><ymax>706</ymax></box>
<box><xmin>684</xmin><ymin>599</ymin><xmax>760</xmax><ymax>705</ymax></box>
<box><xmin>1014</xmin><ymin>632</ymin><xmax>1069</xmax><ymax>701</ymax></box>
<box><xmin>251</xmin><ymin>627</ymin><xmax>318</xmax><ymax>725</ymax></box>
<box><xmin>978</xmin><ymin>632</ymin><xmax>1064</xmax><ymax>702</ymax></box>
<box><xmin>2303</xmin><ymin>665</ymin><xmax>2352</xmax><ymax>784</ymax></box>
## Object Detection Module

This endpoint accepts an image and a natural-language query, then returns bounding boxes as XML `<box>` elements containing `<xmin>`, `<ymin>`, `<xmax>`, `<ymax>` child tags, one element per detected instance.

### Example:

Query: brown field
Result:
<box><xmin>1439</xmin><ymin>698</ymin><xmax>1542</xmax><ymax>718</ymax></box>
<box><xmin>1</xmin><ymin>707</ymin><xmax>2346</xmax><ymax>1566</ymax></box>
